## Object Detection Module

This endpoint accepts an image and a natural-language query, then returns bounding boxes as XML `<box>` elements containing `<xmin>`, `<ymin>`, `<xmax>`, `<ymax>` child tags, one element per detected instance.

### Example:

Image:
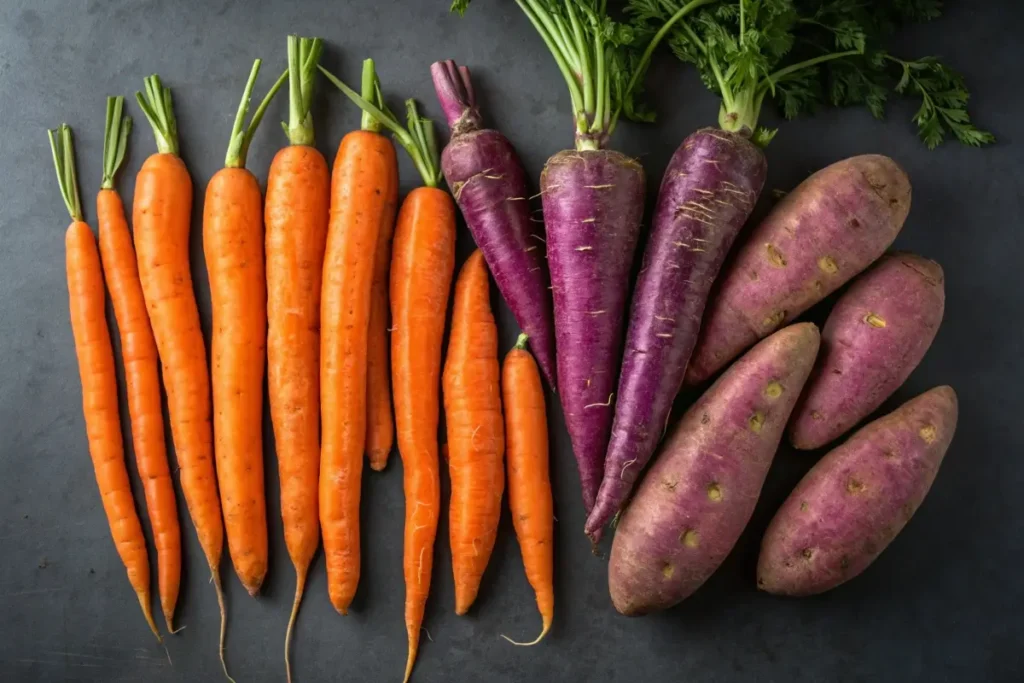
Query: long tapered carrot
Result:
<box><xmin>444</xmin><ymin>249</ymin><xmax>505</xmax><ymax>615</ymax></box>
<box><xmin>320</xmin><ymin>65</ymin><xmax>454</xmax><ymax>683</ymax></box>
<box><xmin>501</xmin><ymin>334</ymin><xmax>554</xmax><ymax>645</ymax></box>
<box><xmin>49</xmin><ymin>124</ymin><xmax>160</xmax><ymax>642</ymax></box>
<box><xmin>132</xmin><ymin>75</ymin><xmax>230</xmax><ymax>678</ymax></box>
<box><xmin>96</xmin><ymin>97</ymin><xmax>182</xmax><ymax>632</ymax></box>
<box><xmin>204</xmin><ymin>59</ymin><xmax>286</xmax><ymax>599</ymax></box>
<box><xmin>266</xmin><ymin>36</ymin><xmax>328</xmax><ymax>683</ymax></box>
<box><xmin>319</xmin><ymin>58</ymin><xmax>399</xmax><ymax>617</ymax></box>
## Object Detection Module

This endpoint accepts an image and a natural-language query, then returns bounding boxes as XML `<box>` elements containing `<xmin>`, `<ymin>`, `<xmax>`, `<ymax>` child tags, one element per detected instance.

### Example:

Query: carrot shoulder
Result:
<box><xmin>319</xmin><ymin>58</ymin><xmax>399</xmax><ymax>616</ymax></box>
<box><xmin>444</xmin><ymin>249</ymin><xmax>505</xmax><ymax>615</ymax></box>
<box><xmin>96</xmin><ymin>97</ymin><xmax>182</xmax><ymax>632</ymax></box>
<box><xmin>50</xmin><ymin>124</ymin><xmax>159</xmax><ymax>641</ymax></box>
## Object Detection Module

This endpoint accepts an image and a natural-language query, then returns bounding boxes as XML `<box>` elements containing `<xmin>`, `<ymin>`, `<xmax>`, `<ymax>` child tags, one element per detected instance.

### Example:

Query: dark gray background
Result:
<box><xmin>1</xmin><ymin>1</ymin><xmax>1020</xmax><ymax>681</ymax></box>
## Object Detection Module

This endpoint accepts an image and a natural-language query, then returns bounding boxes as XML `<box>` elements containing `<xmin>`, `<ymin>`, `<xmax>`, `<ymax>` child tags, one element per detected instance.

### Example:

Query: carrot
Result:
<box><xmin>319</xmin><ymin>58</ymin><xmax>399</xmax><ymax>617</ymax></box>
<box><xmin>319</xmin><ymin>65</ymin><xmax>454</xmax><ymax>682</ymax></box>
<box><xmin>204</xmin><ymin>59</ymin><xmax>285</xmax><ymax>599</ymax></box>
<box><xmin>133</xmin><ymin>75</ymin><xmax>230</xmax><ymax>678</ymax></box>
<box><xmin>96</xmin><ymin>97</ymin><xmax>182</xmax><ymax>632</ymax></box>
<box><xmin>49</xmin><ymin>124</ymin><xmax>160</xmax><ymax>641</ymax></box>
<box><xmin>500</xmin><ymin>334</ymin><xmax>553</xmax><ymax>645</ymax></box>
<box><xmin>443</xmin><ymin>249</ymin><xmax>505</xmax><ymax>615</ymax></box>
<box><xmin>265</xmin><ymin>36</ymin><xmax>328</xmax><ymax>683</ymax></box>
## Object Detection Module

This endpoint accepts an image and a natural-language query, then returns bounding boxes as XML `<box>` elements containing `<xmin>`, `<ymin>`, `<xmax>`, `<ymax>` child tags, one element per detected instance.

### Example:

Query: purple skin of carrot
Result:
<box><xmin>585</xmin><ymin>128</ymin><xmax>767</xmax><ymax>542</ymax></box>
<box><xmin>542</xmin><ymin>148</ymin><xmax>645</xmax><ymax>513</ymax></box>
<box><xmin>431</xmin><ymin>60</ymin><xmax>557</xmax><ymax>389</ymax></box>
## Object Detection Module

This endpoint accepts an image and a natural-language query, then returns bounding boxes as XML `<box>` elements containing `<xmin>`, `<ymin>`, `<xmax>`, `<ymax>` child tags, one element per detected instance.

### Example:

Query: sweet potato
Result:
<box><xmin>759</xmin><ymin>386</ymin><xmax>958</xmax><ymax>596</ymax></box>
<box><xmin>790</xmin><ymin>252</ymin><xmax>945</xmax><ymax>450</ymax></box>
<box><xmin>608</xmin><ymin>323</ymin><xmax>820</xmax><ymax>616</ymax></box>
<box><xmin>686</xmin><ymin>155</ymin><xmax>911</xmax><ymax>385</ymax></box>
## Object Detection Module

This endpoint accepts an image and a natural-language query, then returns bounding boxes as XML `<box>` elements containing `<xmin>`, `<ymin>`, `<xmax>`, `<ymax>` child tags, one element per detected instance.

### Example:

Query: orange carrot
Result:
<box><xmin>320</xmin><ymin>65</ymin><xmax>455</xmax><ymax>682</ymax></box>
<box><xmin>501</xmin><ymin>334</ymin><xmax>554</xmax><ymax>645</ymax></box>
<box><xmin>133</xmin><ymin>75</ymin><xmax>229</xmax><ymax>677</ymax></box>
<box><xmin>319</xmin><ymin>58</ymin><xmax>399</xmax><ymax>617</ymax></box>
<box><xmin>96</xmin><ymin>97</ymin><xmax>182</xmax><ymax>632</ymax></box>
<box><xmin>49</xmin><ymin>124</ymin><xmax>159</xmax><ymax>641</ymax></box>
<box><xmin>443</xmin><ymin>250</ymin><xmax>505</xmax><ymax>615</ymax></box>
<box><xmin>204</xmin><ymin>59</ymin><xmax>285</xmax><ymax>599</ymax></box>
<box><xmin>265</xmin><ymin>36</ymin><xmax>328</xmax><ymax>683</ymax></box>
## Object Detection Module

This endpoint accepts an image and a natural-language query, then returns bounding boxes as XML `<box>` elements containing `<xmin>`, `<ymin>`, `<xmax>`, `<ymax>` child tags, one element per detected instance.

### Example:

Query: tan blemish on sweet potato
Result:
<box><xmin>846</xmin><ymin>478</ymin><xmax>866</xmax><ymax>494</ymax></box>
<box><xmin>762</xmin><ymin>310</ymin><xmax>786</xmax><ymax>329</ymax></box>
<box><xmin>764</xmin><ymin>381</ymin><xmax>784</xmax><ymax>399</ymax></box>
<box><xmin>811</xmin><ymin>410</ymin><xmax>824</xmax><ymax>421</ymax></box>
<box><xmin>707</xmin><ymin>483</ymin><xmax>723</xmax><ymax>502</ymax></box>
<box><xmin>919</xmin><ymin>424</ymin><xmax>937</xmax><ymax>443</ymax></box>
<box><xmin>680</xmin><ymin>530</ymin><xmax>700</xmax><ymax>548</ymax></box>
<box><xmin>765</xmin><ymin>243</ymin><xmax>787</xmax><ymax>267</ymax></box>
<box><xmin>749</xmin><ymin>411</ymin><xmax>766</xmax><ymax>433</ymax></box>
<box><xmin>863</xmin><ymin>313</ymin><xmax>887</xmax><ymax>328</ymax></box>
<box><xmin>799</xmin><ymin>501</ymin><xmax>809</xmax><ymax>512</ymax></box>
<box><xmin>817</xmin><ymin>255</ymin><xmax>838</xmax><ymax>274</ymax></box>
<box><xmin>662</xmin><ymin>478</ymin><xmax>678</xmax><ymax>492</ymax></box>
<box><xmin>802</xmin><ymin>548</ymin><xmax>814</xmax><ymax>560</ymax></box>
<box><xmin>749</xmin><ymin>269</ymin><xmax>759</xmax><ymax>281</ymax></box>
<box><xmin>662</xmin><ymin>563</ymin><xmax>675</xmax><ymax>579</ymax></box>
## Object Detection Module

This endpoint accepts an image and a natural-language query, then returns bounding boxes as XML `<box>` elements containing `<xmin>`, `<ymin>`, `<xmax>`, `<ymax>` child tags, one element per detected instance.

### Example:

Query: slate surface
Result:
<box><xmin>0</xmin><ymin>1</ymin><xmax>1020</xmax><ymax>681</ymax></box>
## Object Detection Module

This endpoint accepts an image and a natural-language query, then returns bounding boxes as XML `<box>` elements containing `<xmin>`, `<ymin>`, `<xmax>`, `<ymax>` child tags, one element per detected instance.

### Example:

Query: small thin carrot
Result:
<box><xmin>49</xmin><ymin>124</ymin><xmax>159</xmax><ymax>642</ymax></box>
<box><xmin>205</xmin><ymin>59</ymin><xmax>286</xmax><ymax>599</ymax></box>
<box><xmin>319</xmin><ymin>65</ymin><xmax>454</xmax><ymax>683</ymax></box>
<box><xmin>96</xmin><ymin>97</ymin><xmax>182</xmax><ymax>632</ymax></box>
<box><xmin>444</xmin><ymin>249</ymin><xmax>505</xmax><ymax>615</ymax></box>
<box><xmin>266</xmin><ymin>36</ymin><xmax>328</xmax><ymax>683</ymax></box>
<box><xmin>133</xmin><ymin>75</ymin><xmax>230</xmax><ymax>678</ymax></box>
<box><xmin>501</xmin><ymin>333</ymin><xmax>554</xmax><ymax>645</ymax></box>
<box><xmin>319</xmin><ymin>57</ymin><xmax>399</xmax><ymax>617</ymax></box>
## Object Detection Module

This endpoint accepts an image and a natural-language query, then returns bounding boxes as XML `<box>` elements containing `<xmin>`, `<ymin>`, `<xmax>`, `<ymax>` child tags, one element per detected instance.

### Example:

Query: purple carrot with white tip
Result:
<box><xmin>432</xmin><ymin>59</ymin><xmax>557</xmax><ymax>388</ymax></box>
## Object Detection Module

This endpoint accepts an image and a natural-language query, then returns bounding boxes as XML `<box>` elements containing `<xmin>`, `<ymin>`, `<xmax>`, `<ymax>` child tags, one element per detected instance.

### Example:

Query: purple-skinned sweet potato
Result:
<box><xmin>759</xmin><ymin>386</ymin><xmax>958</xmax><ymax>596</ymax></box>
<box><xmin>608</xmin><ymin>323</ymin><xmax>820</xmax><ymax>615</ymax></box>
<box><xmin>686</xmin><ymin>155</ymin><xmax>912</xmax><ymax>385</ymax></box>
<box><xmin>790</xmin><ymin>252</ymin><xmax>945</xmax><ymax>450</ymax></box>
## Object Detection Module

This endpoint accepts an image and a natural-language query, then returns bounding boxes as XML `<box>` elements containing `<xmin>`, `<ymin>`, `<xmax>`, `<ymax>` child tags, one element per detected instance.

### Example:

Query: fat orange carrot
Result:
<box><xmin>49</xmin><ymin>124</ymin><xmax>159</xmax><ymax>641</ymax></box>
<box><xmin>319</xmin><ymin>58</ymin><xmax>399</xmax><ymax>617</ymax></box>
<box><xmin>320</xmin><ymin>65</ymin><xmax>456</xmax><ymax>682</ymax></box>
<box><xmin>265</xmin><ymin>36</ymin><xmax>328</xmax><ymax>683</ymax></box>
<box><xmin>443</xmin><ymin>249</ymin><xmax>505</xmax><ymax>615</ymax></box>
<box><xmin>204</xmin><ymin>59</ymin><xmax>285</xmax><ymax>599</ymax></box>
<box><xmin>501</xmin><ymin>334</ymin><xmax>554</xmax><ymax>645</ymax></box>
<box><xmin>133</xmin><ymin>75</ymin><xmax>229</xmax><ymax>677</ymax></box>
<box><xmin>96</xmin><ymin>97</ymin><xmax>182</xmax><ymax>632</ymax></box>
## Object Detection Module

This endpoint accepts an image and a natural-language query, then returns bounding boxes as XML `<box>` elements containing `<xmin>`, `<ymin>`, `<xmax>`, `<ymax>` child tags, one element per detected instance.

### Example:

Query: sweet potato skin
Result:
<box><xmin>758</xmin><ymin>386</ymin><xmax>958</xmax><ymax>597</ymax></box>
<box><xmin>686</xmin><ymin>155</ymin><xmax>911</xmax><ymax>385</ymax></box>
<box><xmin>790</xmin><ymin>252</ymin><xmax>945</xmax><ymax>450</ymax></box>
<box><xmin>608</xmin><ymin>323</ymin><xmax>820</xmax><ymax>616</ymax></box>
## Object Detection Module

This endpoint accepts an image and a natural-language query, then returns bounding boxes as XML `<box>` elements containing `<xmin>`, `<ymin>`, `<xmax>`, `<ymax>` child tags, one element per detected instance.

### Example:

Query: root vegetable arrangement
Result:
<box><xmin>45</xmin><ymin>2</ymin><xmax>991</xmax><ymax>678</ymax></box>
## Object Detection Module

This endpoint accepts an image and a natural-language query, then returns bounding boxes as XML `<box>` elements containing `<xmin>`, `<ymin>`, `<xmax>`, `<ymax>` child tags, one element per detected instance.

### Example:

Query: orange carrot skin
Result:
<box><xmin>266</xmin><ymin>145</ymin><xmax>330</xmax><ymax>581</ymax></box>
<box><xmin>392</xmin><ymin>187</ymin><xmax>456</xmax><ymax>680</ymax></box>
<box><xmin>97</xmin><ymin>189</ymin><xmax>182</xmax><ymax>628</ymax></box>
<box><xmin>366</xmin><ymin>187</ymin><xmax>397</xmax><ymax>472</ymax></box>
<box><xmin>320</xmin><ymin>130</ymin><xmax>399</xmax><ymax>614</ymax></box>
<box><xmin>66</xmin><ymin>221</ymin><xmax>154</xmax><ymax>626</ymax></box>
<box><xmin>503</xmin><ymin>344</ymin><xmax>554</xmax><ymax>636</ymax></box>
<box><xmin>204</xmin><ymin>167</ymin><xmax>268</xmax><ymax>596</ymax></box>
<box><xmin>134</xmin><ymin>153</ymin><xmax>224</xmax><ymax>573</ymax></box>
<box><xmin>444</xmin><ymin>250</ymin><xmax>505</xmax><ymax>615</ymax></box>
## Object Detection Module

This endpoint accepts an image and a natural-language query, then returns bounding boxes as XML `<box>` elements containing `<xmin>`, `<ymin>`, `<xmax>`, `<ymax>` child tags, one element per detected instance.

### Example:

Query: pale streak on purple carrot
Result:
<box><xmin>432</xmin><ymin>59</ymin><xmax>557</xmax><ymax>388</ymax></box>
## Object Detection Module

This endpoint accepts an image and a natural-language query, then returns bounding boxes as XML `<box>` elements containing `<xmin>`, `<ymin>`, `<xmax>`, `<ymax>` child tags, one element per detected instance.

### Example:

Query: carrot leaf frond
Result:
<box><xmin>47</xmin><ymin>124</ymin><xmax>83</xmax><ymax>222</ymax></box>
<box><xmin>224</xmin><ymin>59</ymin><xmax>286</xmax><ymax>168</ymax></box>
<box><xmin>285</xmin><ymin>35</ymin><xmax>324</xmax><ymax>146</ymax></box>
<box><xmin>102</xmin><ymin>96</ymin><xmax>132</xmax><ymax>190</ymax></box>
<box><xmin>135</xmin><ymin>74</ymin><xmax>179</xmax><ymax>156</ymax></box>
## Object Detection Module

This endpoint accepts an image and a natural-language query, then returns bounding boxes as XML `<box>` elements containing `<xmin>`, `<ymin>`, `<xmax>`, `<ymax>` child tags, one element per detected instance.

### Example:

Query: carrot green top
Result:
<box><xmin>47</xmin><ymin>124</ymin><xmax>83</xmax><ymax>222</ymax></box>
<box><xmin>319</xmin><ymin>60</ymin><xmax>442</xmax><ymax>188</ymax></box>
<box><xmin>514</xmin><ymin>333</ymin><xmax>529</xmax><ymax>351</ymax></box>
<box><xmin>224</xmin><ymin>59</ymin><xmax>287</xmax><ymax>169</ymax></box>
<box><xmin>284</xmin><ymin>35</ymin><xmax>324</xmax><ymax>146</ymax></box>
<box><xmin>135</xmin><ymin>74</ymin><xmax>179</xmax><ymax>156</ymax></box>
<box><xmin>101</xmin><ymin>96</ymin><xmax>132</xmax><ymax>191</ymax></box>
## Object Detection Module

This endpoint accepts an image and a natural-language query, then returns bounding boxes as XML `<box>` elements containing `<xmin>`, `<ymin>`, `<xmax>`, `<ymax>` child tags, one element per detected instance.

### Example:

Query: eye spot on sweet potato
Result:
<box><xmin>848</xmin><ymin>217</ymin><xmax>861</xmax><ymax>229</ymax></box>
<box><xmin>802</xmin><ymin>548</ymin><xmax>815</xmax><ymax>560</ymax></box>
<box><xmin>662</xmin><ymin>478</ymin><xmax>678</xmax><ymax>492</ymax></box>
<box><xmin>680</xmin><ymin>530</ymin><xmax>700</xmax><ymax>548</ymax></box>
<box><xmin>919</xmin><ymin>424</ymin><xmax>937</xmax><ymax>444</ymax></box>
<box><xmin>701</xmin><ymin>412</ymin><xmax>710</xmax><ymax>425</ymax></box>
<box><xmin>749</xmin><ymin>269</ymin><xmax>759</xmax><ymax>281</ymax></box>
<box><xmin>810</xmin><ymin>410</ymin><xmax>823</xmax><ymax>422</ymax></box>
<box><xmin>765</xmin><ymin>243</ymin><xmax>787</xmax><ymax>267</ymax></box>
<box><xmin>799</xmin><ymin>501</ymin><xmax>809</xmax><ymax>512</ymax></box>
<box><xmin>902</xmin><ymin>503</ymin><xmax>916</xmax><ymax>520</ymax></box>
<box><xmin>707</xmin><ymin>483</ymin><xmax>723</xmax><ymax>502</ymax></box>
<box><xmin>764</xmin><ymin>381</ymin><xmax>783</xmax><ymax>399</ymax></box>
<box><xmin>840</xmin><ymin>555</ymin><xmax>851</xmax><ymax>570</ymax></box>
<box><xmin>882</xmin><ymin>447</ymin><xmax>897</xmax><ymax>458</ymax></box>
<box><xmin>762</xmin><ymin>310</ymin><xmax>786</xmax><ymax>329</ymax></box>
<box><xmin>749</xmin><ymin>411</ymin><xmax>766</xmax><ymax>433</ymax></box>
<box><xmin>817</xmin><ymin>255</ymin><xmax>838</xmax><ymax>274</ymax></box>
<box><xmin>846</xmin><ymin>478</ymin><xmax>866</xmax><ymax>494</ymax></box>
<box><xmin>662</xmin><ymin>563</ymin><xmax>675</xmax><ymax>579</ymax></box>
<box><xmin>863</xmin><ymin>313</ymin><xmax>887</xmax><ymax>328</ymax></box>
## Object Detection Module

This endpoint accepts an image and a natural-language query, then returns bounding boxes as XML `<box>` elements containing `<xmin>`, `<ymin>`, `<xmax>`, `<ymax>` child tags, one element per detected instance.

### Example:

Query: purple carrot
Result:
<box><xmin>543</xmin><ymin>149</ymin><xmax>645</xmax><ymax>512</ymax></box>
<box><xmin>431</xmin><ymin>60</ymin><xmax>557</xmax><ymax>387</ymax></box>
<box><xmin>584</xmin><ymin>129</ymin><xmax>766</xmax><ymax>541</ymax></box>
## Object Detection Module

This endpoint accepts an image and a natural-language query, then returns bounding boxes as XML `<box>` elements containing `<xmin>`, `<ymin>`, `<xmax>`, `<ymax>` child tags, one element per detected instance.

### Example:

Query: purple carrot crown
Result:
<box><xmin>431</xmin><ymin>59</ymin><xmax>483</xmax><ymax>136</ymax></box>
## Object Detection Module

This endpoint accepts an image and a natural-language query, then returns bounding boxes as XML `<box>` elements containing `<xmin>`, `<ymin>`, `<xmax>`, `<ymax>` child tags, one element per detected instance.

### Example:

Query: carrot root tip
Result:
<box><xmin>499</xmin><ymin>619</ymin><xmax>551</xmax><ymax>647</ymax></box>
